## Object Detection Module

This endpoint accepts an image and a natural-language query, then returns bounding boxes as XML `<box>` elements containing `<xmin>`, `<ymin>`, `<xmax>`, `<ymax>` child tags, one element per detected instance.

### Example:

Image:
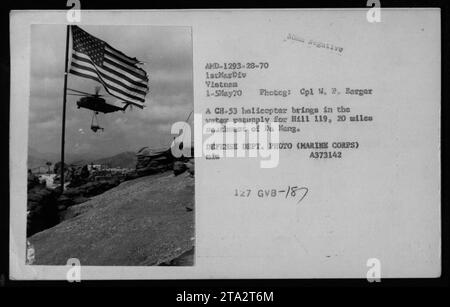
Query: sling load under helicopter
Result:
<box><xmin>67</xmin><ymin>86</ymin><xmax>132</xmax><ymax>132</ymax></box>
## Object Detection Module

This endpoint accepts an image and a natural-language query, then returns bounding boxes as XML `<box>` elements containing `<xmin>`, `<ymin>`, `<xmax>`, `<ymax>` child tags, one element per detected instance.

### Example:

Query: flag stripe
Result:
<box><xmin>98</xmin><ymin>67</ymin><xmax>147</xmax><ymax>96</ymax></box>
<box><xmin>101</xmin><ymin>62</ymin><xmax>148</xmax><ymax>90</ymax></box>
<box><xmin>70</xmin><ymin>60</ymin><xmax>146</xmax><ymax>105</ymax></box>
<box><xmin>71</xmin><ymin>63</ymin><xmax>146</xmax><ymax>106</ymax></box>
<box><xmin>69</xmin><ymin>68</ymin><xmax>101</xmax><ymax>83</ymax></box>
<box><xmin>73</xmin><ymin>51</ymin><xmax>148</xmax><ymax>89</ymax></box>
<box><xmin>69</xmin><ymin>67</ymin><xmax>141</xmax><ymax>107</ymax></box>
<box><xmin>101</xmin><ymin>61</ymin><xmax>148</xmax><ymax>89</ymax></box>
<box><xmin>72</xmin><ymin>53</ymin><xmax>147</xmax><ymax>96</ymax></box>
<box><xmin>70</xmin><ymin>68</ymin><xmax>145</xmax><ymax>108</ymax></box>
<box><xmin>105</xmin><ymin>46</ymin><xmax>147</xmax><ymax>77</ymax></box>
<box><xmin>70</xmin><ymin>59</ymin><xmax>144</xmax><ymax>99</ymax></box>
<box><xmin>105</xmin><ymin>45</ymin><xmax>139</xmax><ymax>65</ymax></box>
<box><xmin>104</xmin><ymin>56</ymin><xmax>147</xmax><ymax>80</ymax></box>
<box><xmin>70</xmin><ymin>59</ymin><xmax>146</xmax><ymax>101</ymax></box>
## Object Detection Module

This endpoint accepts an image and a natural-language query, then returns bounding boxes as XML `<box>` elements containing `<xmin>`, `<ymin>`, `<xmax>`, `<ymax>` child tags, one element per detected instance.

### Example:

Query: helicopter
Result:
<box><xmin>67</xmin><ymin>86</ymin><xmax>131</xmax><ymax>132</ymax></box>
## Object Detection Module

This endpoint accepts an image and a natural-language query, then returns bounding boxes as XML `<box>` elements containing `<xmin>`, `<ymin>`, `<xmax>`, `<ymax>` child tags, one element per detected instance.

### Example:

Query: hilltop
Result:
<box><xmin>28</xmin><ymin>171</ymin><xmax>195</xmax><ymax>266</ymax></box>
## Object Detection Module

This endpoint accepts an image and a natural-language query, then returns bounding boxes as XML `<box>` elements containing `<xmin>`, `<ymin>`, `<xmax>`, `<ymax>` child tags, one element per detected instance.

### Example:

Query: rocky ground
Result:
<box><xmin>28</xmin><ymin>171</ymin><xmax>195</xmax><ymax>266</ymax></box>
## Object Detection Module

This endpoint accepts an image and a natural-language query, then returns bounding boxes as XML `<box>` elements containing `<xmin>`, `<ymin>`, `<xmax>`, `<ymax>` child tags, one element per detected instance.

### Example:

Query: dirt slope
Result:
<box><xmin>29</xmin><ymin>172</ymin><xmax>194</xmax><ymax>266</ymax></box>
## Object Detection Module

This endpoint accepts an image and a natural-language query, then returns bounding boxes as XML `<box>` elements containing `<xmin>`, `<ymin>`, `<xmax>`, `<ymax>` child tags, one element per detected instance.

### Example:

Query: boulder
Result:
<box><xmin>173</xmin><ymin>161</ymin><xmax>187</xmax><ymax>176</ymax></box>
<box><xmin>135</xmin><ymin>147</ymin><xmax>174</xmax><ymax>177</ymax></box>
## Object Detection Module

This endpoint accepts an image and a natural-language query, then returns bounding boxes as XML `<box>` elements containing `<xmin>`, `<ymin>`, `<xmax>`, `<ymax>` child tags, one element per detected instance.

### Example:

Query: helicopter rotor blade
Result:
<box><xmin>68</xmin><ymin>88</ymin><xmax>104</xmax><ymax>97</ymax></box>
<box><xmin>67</xmin><ymin>88</ymin><xmax>94</xmax><ymax>96</ymax></box>
<box><xmin>67</xmin><ymin>93</ymin><xmax>86</xmax><ymax>97</ymax></box>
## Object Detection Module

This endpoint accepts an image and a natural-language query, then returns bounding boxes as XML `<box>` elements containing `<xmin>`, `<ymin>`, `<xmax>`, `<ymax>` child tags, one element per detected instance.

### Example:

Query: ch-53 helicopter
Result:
<box><xmin>67</xmin><ymin>86</ymin><xmax>131</xmax><ymax>132</ymax></box>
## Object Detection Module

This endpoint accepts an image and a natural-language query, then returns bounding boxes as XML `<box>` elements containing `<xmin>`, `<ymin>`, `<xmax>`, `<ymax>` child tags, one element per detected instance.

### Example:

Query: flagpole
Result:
<box><xmin>60</xmin><ymin>25</ymin><xmax>70</xmax><ymax>193</ymax></box>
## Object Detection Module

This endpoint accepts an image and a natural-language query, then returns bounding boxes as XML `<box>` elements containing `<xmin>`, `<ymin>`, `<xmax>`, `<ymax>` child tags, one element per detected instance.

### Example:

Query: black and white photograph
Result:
<box><xmin>5</xmin><ymin>5</ymin><xmax>444</xmax><ymax>290</ymax></box>
<box><xmin>25</xmin><ymin>24</ymin><xmax>195</xmax><ymax>266</ymax></box>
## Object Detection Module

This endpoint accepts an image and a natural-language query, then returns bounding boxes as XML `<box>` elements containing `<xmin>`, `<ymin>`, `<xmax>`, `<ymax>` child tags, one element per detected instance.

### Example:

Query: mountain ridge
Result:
<box><xmin>28</xmin><ymin>147</ymin><xmax>137</xmax><ymax>169</ymax></box>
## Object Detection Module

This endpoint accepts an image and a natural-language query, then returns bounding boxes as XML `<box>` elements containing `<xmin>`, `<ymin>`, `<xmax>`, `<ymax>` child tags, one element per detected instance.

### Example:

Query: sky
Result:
<box><xmin>28</xmin><ymin>25</ymin><xmax>193</xmax><ymax>159</ymax></box>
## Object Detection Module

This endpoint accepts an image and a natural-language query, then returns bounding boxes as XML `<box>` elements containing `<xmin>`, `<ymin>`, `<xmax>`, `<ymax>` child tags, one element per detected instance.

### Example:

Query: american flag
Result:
<box><xmin>69</xmin><ymin>26</ymin><xmax>149</xmax><ymax>108</ymax></box>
